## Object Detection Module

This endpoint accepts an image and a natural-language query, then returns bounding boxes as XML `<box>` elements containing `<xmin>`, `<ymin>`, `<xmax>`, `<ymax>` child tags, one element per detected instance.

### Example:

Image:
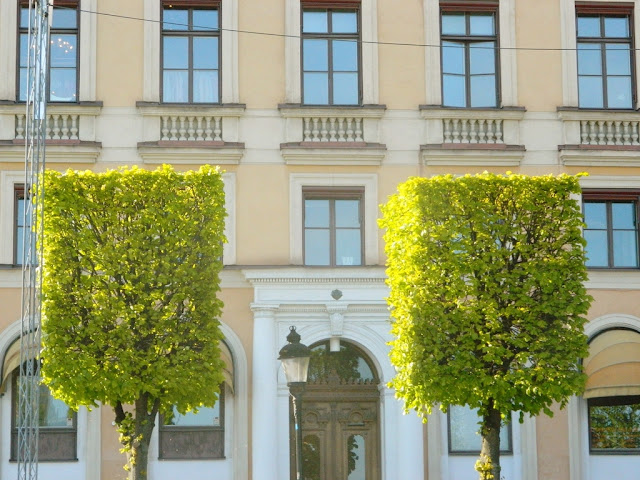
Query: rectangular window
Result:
<box><xmin>589</xmin><ymin>396</ymin><xmax>640</xmax><ymax>453</ymax></box>
<box><xmin>14</xmin><ymin>185</ymin><xmax>26</xmax><ymax>266</ymax></box>
<box><xmin>448</xmin><ymin>405</ymin><xmax>512</xmax><ymax>454</ymax></box>
<box><xmin>576</xmin><ymin>9</ymin><xmax>634</xmax><ymax>109</ymax></box>
<box><xmin>303</xmin><ymin>188</ymin><xmax>363</xmax><ymax>266</ymax></box>
<box><xmin>11</xmin><ymin>371</ymin><xmax>77</xmax><ymax>461</ymax></box>
<box><xmin>18</xmin><ymin>1</ymin><xmax>79</xmax><ymax>102</ymax></box>
<box><xmin>161</xmin><ymin>1</ymin><xmax>220</xmax><ymax>103</ymax></box>
<box><xmin>440</xmin><ymin>5</ymin><xmax>499</xmax><ymax>108</ymax></box>
<box><xmin>583</xmin><ymin>192</ymin><xmax>639</xmax><ymax>268</ymax></box>
<box><xmin>301</xmin><ymin>5</ymin><xmax>360</xmax><ymax>105</ymax></box>
<box><xmin>159</xmin><ymin>384</ymin><xmax>225</xmax><ymax>459</ymax></box>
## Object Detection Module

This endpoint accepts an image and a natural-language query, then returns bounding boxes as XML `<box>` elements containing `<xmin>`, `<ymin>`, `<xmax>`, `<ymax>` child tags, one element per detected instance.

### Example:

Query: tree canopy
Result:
<box><xmin>380</xmin><ymin>172</ymin><xmax>592</xmax><ymax>478</ymax></box>
<box><xmin>40</xmin><ymin>165</ymin><xmax>227</xmax><ymax>480</ymax></box>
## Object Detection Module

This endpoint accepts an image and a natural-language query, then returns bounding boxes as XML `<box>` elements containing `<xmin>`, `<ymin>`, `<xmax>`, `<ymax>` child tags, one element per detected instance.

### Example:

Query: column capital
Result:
<box><xmin>250</xmin><ymin>303</ymin><xmax>280</xmax><ymax>315</ymax></box>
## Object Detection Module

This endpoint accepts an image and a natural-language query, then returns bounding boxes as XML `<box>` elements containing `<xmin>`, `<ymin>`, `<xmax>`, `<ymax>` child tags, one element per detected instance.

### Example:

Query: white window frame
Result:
<box><xmin>285</xmin><ymin>0</ymin><xmax>379</xmax><ymax>104</ymax></box>
<box><xmin>560</xmin><ymin>0</ymin><xmax>640</xmax><ymax>108</ymax></box>
<box><xmin>423</xmin><ymin>0</ymin><xmax>518</xmax><ymax>107</ymax></box>
<box><xmin>0</xmin><ymin>171</ymin><xmax>24</xmax><ymax>265</ymax></box>
<box><xmin>0</xmin><ymin>0</ymin><xmax>98</xmax><ymax>101</ymax></box>
<box><xmin>144</xmin><ymin>0</ymin><xmax>239</xmax><ymax>103</ymax></box>
<box><xmin>290</xmin><ymin>173</ymin><xmax>378</xmax><ymax>265</ymax></box>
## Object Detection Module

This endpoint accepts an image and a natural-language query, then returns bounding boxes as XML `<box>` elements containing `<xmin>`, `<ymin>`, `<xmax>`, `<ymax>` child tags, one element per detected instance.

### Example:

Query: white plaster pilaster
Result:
<box><xmin>85</xmin><ymin>406</ymin><xmax>101</xmax><ymax>480</ymax></box>
<box><xmin>521</xmin><ymin>413</ymin><xmax>538</xmax><ymax>480</ymax></box>
<box><xmin>560</xmin><ymin>0</ymin><xmax>578</xmax><ymax>107</ymax></box>
<box><xmin>361</xmin><ymin>0</ymin><xmax>379</xmax><ymax>104</ymax></box>
<box><xmin>79</xmin><ymin>0</ymin><xmax>98</xmax><ymax>101</ymax></box>
<box><xmin>423</xmin><ymin>0</ymin><xmax>442</xmax><ymax>105</ymax></box>
<box><xmin>391</xmin><ymin>395</ymin><xmax>425</xmax><ymax>480</ymax></box>
<box><xmin>251</xmin><ymin>304</ymin><xmax>280</xmax><ymax>480</ymax></box>
<box><xmin>0</xmin><ymin>0</ymin><xmax>18</xmax><ymax>100</ymax></box>
<box><xmin>499</xmin><ymin>0</ymin><xmax>518</xmax><ymax>106</ymax></box>
<box><xmin>143</xmin><ymin>0</ymin><xmax>161</xmax><ymax>102</ymax></box>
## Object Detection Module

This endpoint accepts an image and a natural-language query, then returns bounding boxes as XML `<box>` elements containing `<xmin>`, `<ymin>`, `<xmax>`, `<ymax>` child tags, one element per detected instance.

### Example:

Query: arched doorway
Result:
<box><xmin>292</xmin><ymin>340</ymin><xmax>381</xmax><ymax>480</ymax></box>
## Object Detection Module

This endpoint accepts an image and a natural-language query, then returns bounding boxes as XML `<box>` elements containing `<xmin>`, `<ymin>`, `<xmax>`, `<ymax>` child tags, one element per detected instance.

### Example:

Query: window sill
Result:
<box><xmin>280</xmin><ymin>142</ymin><xmax>386</xmax><ymax>165</ymax></box>
<box><xmin>420</xmin><ymin>143</ymin><xmax>525</xmax><ymax>166</ymax></box>
<box><xmin>137</xmin><ymin>141</ymin><xmax>245</xmax><ymax>164</ymax></box>
<box><xmin>0</xmin><ymin>140</ymin><xmax>101</xmax><ymax>163</ymax></box>
<box><xmin>585</xmin><ymin>269</ymin><xmax>640</xmax><ymax>290</ymax></box>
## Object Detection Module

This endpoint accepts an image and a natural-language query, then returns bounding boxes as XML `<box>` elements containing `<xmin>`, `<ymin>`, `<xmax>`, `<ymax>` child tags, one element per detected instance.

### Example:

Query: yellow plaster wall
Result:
<box><xmin>101</xmin><ymin>406</ymin><xmax>128</xmax><ymax>480</ymax></box>
<box><xmin>536</xmin><ymin>404</ymin><xmax>570</xmax><ymax>480</ymax></box>
<box><xmin>0</xmin><ymin>289</ymin><xmax>21</xmax><ymax>330</ymax></box>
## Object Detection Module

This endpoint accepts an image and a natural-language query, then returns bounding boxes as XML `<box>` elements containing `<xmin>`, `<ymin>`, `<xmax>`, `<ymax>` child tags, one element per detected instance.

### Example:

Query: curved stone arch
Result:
<box><xmin>585</xmin><ymin>313</ymin><xmax>640</xmax><ymax>339</ymax></box>
<box><xmin>0</xmin><ymin>318</ymin><xmax>22</xmax><ymax>374</ymax></box>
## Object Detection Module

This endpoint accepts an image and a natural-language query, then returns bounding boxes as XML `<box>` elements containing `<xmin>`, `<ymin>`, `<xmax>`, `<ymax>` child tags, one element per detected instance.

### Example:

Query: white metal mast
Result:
<box><xmin>18</xmin><ymin>1</ymin><xmax>50</xmax><ymax>479</ymax></box>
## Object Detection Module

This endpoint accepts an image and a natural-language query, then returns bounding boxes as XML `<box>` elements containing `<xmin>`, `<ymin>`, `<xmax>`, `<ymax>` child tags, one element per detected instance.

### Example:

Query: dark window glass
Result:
<box><xmin>583</xmin><ymin>198</ymin><xmax>639</xmax><ymax>268</ymax></box>
<box><xmin>302</xmin><ymin>9</ymin><xmax>360</xmax><ymax>105</ymax></box>
<box><xmin>448</xmin><ymin>405</ymin><xmax>511</xmax><ymax>454</ymax></box>
<box><xmin>303</xmin><ymin>189</ymin><xmax>363</xmax><ymax>266</ymax></box>
<box><xmin>440</xmin><ymin>11</ymin><xmax>498</xmax><ymax>108</ymax></box>
<box><xmin>307</xmin><ymin>341</ymin><xmax>378</xmax><ymax>384</ymax></box>
<box><xmin>577</xmin><ymin>13</ymin><xmax>633</xmax><ymax>109</ymax></box>
<box><xmin>19</xmin><ymin>3</ymin><xmax>79</xmax><ymax>102</ymax></box>
<box><xmin>159</xmin><ymin>384</ymin><xmax>225</xmax><ymax>459</ymax></box>
<box><xmin>11</xmin><ymin>370</ymin><xmax>77</xmax><ymax>461</ymax></box>
<box><xmin>589</xmin><ymin>396</ymin><xmax>640</xmax><ymax>452</ymax></box>
<box><xmin>162</xmin><ymin>5</ymin><xmax>220</xmax><ymax>103</ymax></box>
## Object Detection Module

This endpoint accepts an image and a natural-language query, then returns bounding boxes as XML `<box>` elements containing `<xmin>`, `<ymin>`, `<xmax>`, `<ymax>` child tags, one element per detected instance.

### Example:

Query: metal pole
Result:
<box><xmin>290</xmin><ymin>387</ymin><xmax>304</xmax><ymax>480</ymax></box>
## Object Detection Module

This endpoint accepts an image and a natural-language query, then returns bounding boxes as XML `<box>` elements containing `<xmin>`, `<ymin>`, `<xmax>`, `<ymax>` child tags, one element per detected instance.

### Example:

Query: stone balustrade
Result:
<box><xmin>160</xmin><ymin>115</ymin><xmax>223</xmax><ymax>142</ymax></box>
<box><xmin>15</xmin><ymin>113</ymin><xmax>80</xmax><ymax>141</ymax></box>
<box><xmin>579</xmin><ymin>119</ymin><xmax>640</xmax><ymax>146</ymax></box>
<box><xmin>442</xmin><ymin>117</ymin><xmax>504</xmax><ymax>144</ymax></box>
<box><xmin>302</xmin><ymin>116</ymin><xmax>364</xmax><ymax>142</ymax></box>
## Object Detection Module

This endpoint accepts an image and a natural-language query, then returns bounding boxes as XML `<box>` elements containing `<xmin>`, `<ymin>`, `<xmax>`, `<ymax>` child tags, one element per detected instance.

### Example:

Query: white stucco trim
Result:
<box><xmin>560</xmin><ymin>0</ymin><xmax>640</xmax><ymax>108</ymax></box>
<box><xmin>0</xmin><ymin>171</ymin><xmax>24</xmax><ymax>265</ymax></box>
<box><xmin>222</xmin><ymin>172</ymin><xmax>236</xmax><ymax>265</ymax></box>
<box><xmin>423</xmin><ymin>0</ymin><xmax>518</xmax><ymax>107</ymax></box>
<box><xmin>143</xmin><ymin>0</ymin><xmax>238</xmax><ymax>103</ymax></box>
<box><xmin>289</xmin><ymin>173</ymin><xmax>379</xmax><ymax>265</ymax></box>
<box><xmin>0</xmin><ymin>0</ymin><xmax>18</xmax><ymax>100</ymax></box>
<box><xmin>284</xmin><ymin>0</ymin><xmax>379</xmax><ymax>104</ymax></box>
<box><xmin>79</xmin><ymin>0</ymin><xmax>98</xmax><ymax>101</ymax></box>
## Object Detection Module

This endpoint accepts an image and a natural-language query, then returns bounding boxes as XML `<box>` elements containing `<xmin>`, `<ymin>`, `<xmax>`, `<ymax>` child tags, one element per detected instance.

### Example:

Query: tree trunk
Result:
<box><xmin>115</xmin><ymin>394</ymin><xmax>160</xmax><ymax>480</ymax></box>
<box><xmin>476</xmin><ymin>403</ymin><xmax>502</xmax><ymax>480</ymax></box>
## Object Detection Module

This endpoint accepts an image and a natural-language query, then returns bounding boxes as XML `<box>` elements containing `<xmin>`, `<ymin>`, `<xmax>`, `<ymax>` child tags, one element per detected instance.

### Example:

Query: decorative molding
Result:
<box><xmin>137</xmin><ymin>144</ymin><xmax>244</xmax><ymax>165</ymax></box>
<box><xmin>560</xmin><ymin>147</ymin><xmax>640</xmax><ymax>167</ymax></box>
<box><xmin>242</xmin><ymin>266</ymin><xmax>387</xmax><ymax>285</ymax></box>
<box><xmin>0</xmin><ymin>143</ymin><xmax>101</xmax><ymax>163</ymax></box>
<box><xmin>280</xmin><ymin>145</ymin><xmax>386</xmax><ymax>166</ymax></box>
<box><xmin>421</xmin><ymin>144</ymin><xmax>525</xmax><ymax>166</ymax></box>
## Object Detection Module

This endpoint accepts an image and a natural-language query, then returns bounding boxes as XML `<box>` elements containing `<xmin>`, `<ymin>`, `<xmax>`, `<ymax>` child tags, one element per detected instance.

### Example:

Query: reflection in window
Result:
<box><xmin>589</xmin><ymin>396</ymin><xmax>640</xmax><ymax>451</ymax></box>
<box><xmin>307</xmin><ymin>341</ymin><xmax>376</xmax><ymax>384</ymax></box>
<box><xmin>159</xmin><ymin>383</ymin><xmax>225</xmax><ymax>459</ymax></box>
<box><xmin>303</xmin><ymin>188</ymin><xmax>363</xmax><ymax>267</ymax></box>
<box><xmin>347</xmin><ymin>434</ymin><xmax>365</xmax><ymax>480</ymax></box>
<box><xmin>576</xmin><ymin>13</ymin><xmax>633</xmax><ymax>109</ymax></box>
<box><xmin>583</xmin><ymin>197</ymin><xmax>639</xmax><ymax>268</ymax></box>
<box><xmin>440</xmin><ymin>10</ymin><xmax>498</xmax><ymax>108</ymax></box>
<box><xmin>302</xmin><ymin>8</ymin><xmax>360</xmax><ymax>105</ymax></box>
<box><xmin>448</xmin><ymin>405</ymin><xmax>511</xmax><ymax>453</ymax></box>
<box><xmin>19</xmin><ymin>2</ymin><xmax>78</xmax><ymax>102</ymax></box>
<box><xmin>162</xmin><ymin>3</ymin><xmax>220</xmax><ymax>103</ymax></box>
<box><xmin>303</xmin><ymin>434</ymin><xmax>321</xmax><ymax>480</ymax></box>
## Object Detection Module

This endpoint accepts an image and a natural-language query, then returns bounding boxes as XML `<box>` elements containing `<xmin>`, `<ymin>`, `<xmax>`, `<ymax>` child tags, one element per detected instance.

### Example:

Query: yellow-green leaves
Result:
<box><xmin>380</xmin><ymin>173</ymin><xmax>591</xmax><ymax>419</ymax></box>
<box><xmin>41</xmin><ymin>164</ymin><xmax>226</xmax><ymax>416</ymax></box>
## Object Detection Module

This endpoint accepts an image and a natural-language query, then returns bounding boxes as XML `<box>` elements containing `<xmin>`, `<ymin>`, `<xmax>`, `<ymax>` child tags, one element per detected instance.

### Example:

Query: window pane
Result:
<box><xmin>304</xmin><ymin>73</ymin><xmax>329</xmax><ymax>104</ymax></box>
<box><xmin>578</xmin><ymin>76</ymin><xmax>604</xmax><ymax>108</ymax></box>
<box><xmin>449</xmin><ymin>405</ymin><xmax>510</xmax><ymax>452</ymax></box>
<box><xmin>50</xmin><ymin>35</ymin><xmax>77</xmax><ymax>67</ymax></box>
<box><xmin>20</xmin><ymin>34</ymin><xmax>29</xmax><ymax>68</ymax></box>
<box><xmin>612</xmin><ymin>202</ymin><xmax>636</xmax><ymax>229</ymax></box>
<box><xmin>577</xmin><ymin>16</ymin><xmax>601</xmax><ymax>37</ymax></box>
<box><xmin>336</xmin><ymin>229</ymin><xmax>361</xmax><ymax>266</ymax></box>
<box><xmin>303</xmin><ymin>10</ymin><xmax>328</xmax><ymax>33</ymax></box>
<box><xmin>305</xmin><ymin>230</ymin><xmax>330</xmax><ymax>265</ymax></box>
<box><xmin>163</xmin><ymin>9</ymin><xmax>189</xmax><ymax>30</ymax></box>
<box><xmin>303</xmin><ymin>435</ymin><xmax>321</xmax><ymax>480</ymax></box>
<box><xmin>613</xmin><ymin>230</ymin><xmax>638</xmax><ymax>267</ymax></box>
<box><xmin>347</xmin><ymin>435</ymin><xmax>366</xmax><ymax>480</ymax></box>
<box><xmin>470</xmin><ymin>75</ymin><xmax>497</xmax><ymax>107</ymax></box>
<box><xmin>333</xmin><ymin>73</ymin><xmax>359</xmax><ymax>105</ymax></box>
<box><xmin>193</xmin><ymin>9</ymin><xmax>219</xmax><ymax>31</ymax></box>
<box><xmin>443</xmin><ymin>74</ymin><xmax>466</xmax><ymax>107</ymax></box>
<box><xmin>303</xmin><ymin>39</ymin><xmax>329</xmax><ymax>71</ymax></box>
<box><xmin>16</xmin><ymin>226</ymin><xmax>24</xmax><ymax>265</ymax></box>
<box><xmin>305</xmin><ymin>199</ymin><xmax>329</xmax><ymax>227</ymax></box>
<box><xmin>442</xmin><ymin>41</ymin><xmax>465</xmax><ymax>74</ymax></box>
<box><xmin>469</xmin><ymin>14</ymin><xmax>494</xmax><ymax>35</ymax></box>
<box><xmin>20</xmin><ymin>7</ymin><xmax>29</xmax><ymax>29</ymax></box>
<box><xmin>604</xmin><ymin>16</ymin><xmax>629</xmax><ymax>38</ymax></box>
<box><xmin>193</xmin><ymin>70</ymin><xmax>218</xmax><ymax>103</ymax></box>
<box><xmin>19</xmin><ymin>69</ymin><xmax>29</xmax><ymax>102</ymax></box>
<box><xmin>469</xmin><ymin>42</ymin><xmax>495</xmax><ymax>75</ymax></box>
<box><xmin>163</xmin><ymin>71</ymin><xmax>189</xmax><ymax>102</ymax></box>
<box><xmin>194</xmin><ymin>37</ymin><xmax>218</xmax><ymax>69</ymax></box>
<box><xmin>17</xmin><ymin>197</ymin><xmax>25</xmax><ymax>228</ymax></box>
<box><xmin>584</xmin><ymin>230</ymin><xmax>609</xmax><ymax>267</ymax></box>
<box><xmin>335</xmin><ymin>200</ymin><xmax>360</xmax><ymax>227</ymax></box>
<box><xmin>332</xmin><ymin>11</ymin><xmax>358</xmax><ymax>33</ymax></box>
<box><xmin>52</xmin><ymin>7</ymin><xmax>77</xmax><ymax>28</ymax></box>
<box><xmin>606</xmin><ymin>44</ymin><xmax>631</xmax><ymax>76</ymax></box>
<box><xmin>50</xmin><ymin>69</ymin><xmax>77</xmax><ymax>102</ymax></box>
<box><xmin>39</xmin><ymin>385</ymin><xmax>72</xmax><ymax>428</ymax></box>
<box><xmin>441</xmin><ymin>13</ymin><xmax>465</xmax><ymax>35</ymax></box>
<box><xmin>333</xmin><ymin>40</ymin><xmax>358</xmax><ymax>72</ymax></box>
<box><xmin>165</xmin><ymin>402</ymin><xmax>221</xmax><ymax>427</ymax></box>
<box><xmin>163</xmin><ymin>37</ymin><xmax>189</xmax><ymax>68</ymax></box>
<box><xmin>584</xmin><ymin>202</ymin><xmax>607</xmax><ymax>229</ymax></box>
<box><xmin>590</xmin><ymin>400</ymin><xmax>640</xmax><ymax>449</ymax></box>
<box><xmin>577</xmin><ymin>43</ymin><xmax>602</xmax><ymax>75</ymax></box>
<box><xmin>607</xmin><ymin>76</ymin><xmax>633</xmax><ymax>109</ymax></box>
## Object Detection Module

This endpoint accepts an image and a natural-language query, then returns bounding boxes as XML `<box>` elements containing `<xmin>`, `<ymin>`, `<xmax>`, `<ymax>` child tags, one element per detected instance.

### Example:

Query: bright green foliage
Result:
<box><xmin>380</xmin><ymin>173</ymin><xmax>592</xmax><ymax>478</ymax></box>
<box><xmin>40</xmin><ymin>165</ymin><xmax>226</xmax><ymax>479</ymax></box>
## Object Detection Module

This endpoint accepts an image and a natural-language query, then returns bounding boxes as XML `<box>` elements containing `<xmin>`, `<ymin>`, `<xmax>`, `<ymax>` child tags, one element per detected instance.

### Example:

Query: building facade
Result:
<box><xmin>0</xmin><ymin>0</ymin><xmax>639</xmax><ymax>479</ymax></box>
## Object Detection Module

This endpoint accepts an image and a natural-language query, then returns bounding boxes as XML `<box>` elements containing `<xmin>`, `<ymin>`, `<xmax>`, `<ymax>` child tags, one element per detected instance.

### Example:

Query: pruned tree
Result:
<box><xmin>379</xmin><ymin>173</ymin><xmax>592</xmax><ymax>480</ymax></box>
<box><xmin>41</xmin><ymin>165</ymin><xmax>226</xmax><ymax>480</ymax></box>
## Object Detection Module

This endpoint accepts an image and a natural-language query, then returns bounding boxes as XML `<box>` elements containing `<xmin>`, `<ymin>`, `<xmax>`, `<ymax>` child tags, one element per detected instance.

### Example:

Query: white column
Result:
<box><xmin>394</xmin><ymin>395</ymin><xmax>425</xmax><ymax>480</ymax></box>
<box><xmin>251</xmin><ymin>304</ymin><xmax>279</xmax><ymax>480</ymax></box>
